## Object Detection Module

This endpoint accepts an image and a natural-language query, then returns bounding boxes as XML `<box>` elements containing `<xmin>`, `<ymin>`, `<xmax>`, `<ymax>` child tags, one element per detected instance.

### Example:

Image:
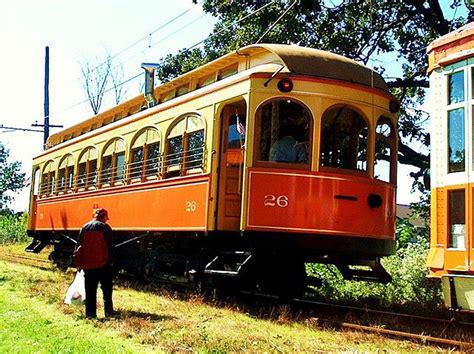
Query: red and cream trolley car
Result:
<box><xmin>27</xmin><ymin>44</ymin><xmax>399</xmax><ymax>293</ymax></box>
<box><xmin>427</xmin><ymin>23</ymin><xmax>474</xmax><ymax>311</ymax></box>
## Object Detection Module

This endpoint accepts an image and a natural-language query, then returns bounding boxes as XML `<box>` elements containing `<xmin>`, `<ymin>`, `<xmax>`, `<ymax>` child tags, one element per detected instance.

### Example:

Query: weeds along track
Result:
<box><xmin>2</xmin><ymin>247</ymin><xmax>473</xmax><ymax>350</ymax></box>
<box><xmin>288</xmin><ymin>297</ymin><xmax>474</xmax><ymax>350</ymax></box>
<box><xmin>0</xmin><ymin>250</ymin><xmax>53</xmax><ymax>270</ymax></box>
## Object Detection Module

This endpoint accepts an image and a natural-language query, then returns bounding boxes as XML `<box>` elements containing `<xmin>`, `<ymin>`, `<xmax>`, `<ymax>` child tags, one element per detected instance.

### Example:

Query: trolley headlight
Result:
<box><xmin>367</xmin><ymin>193</ymin><xmax>382</xmax><ymax>209</ymax></box>
<box><xmin>278</xmin><ymin>79</ymin><xmax>293</xmax><ymax>92</ymax></box>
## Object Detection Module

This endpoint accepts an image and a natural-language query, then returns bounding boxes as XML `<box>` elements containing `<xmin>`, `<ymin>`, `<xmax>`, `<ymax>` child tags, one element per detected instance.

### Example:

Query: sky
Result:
<box><xmin>0</xmin><ymin>0</ymin><xmax>468</xmax><ymax>212</ymax></box>
<box><xmin>0</xmin><ymin>0</ymin><xmax>217</xmax><ymax>211</ymax></box>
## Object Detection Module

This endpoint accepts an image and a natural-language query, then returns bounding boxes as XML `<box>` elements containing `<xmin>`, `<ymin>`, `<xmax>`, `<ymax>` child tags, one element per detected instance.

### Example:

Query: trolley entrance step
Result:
<box><xmin>25</xmin><ymin>238</ymin><xmax>49</xmax><ymax>253</ymax></box>
<box><xmin>204</xmin><ymin>251</ymin><xmax>253</xmax><ymax>277</ymax></box>
<box><xmin>336</xmin><ymin>262</ymin><xmax>391</xmax><ymax>283</ymax></box>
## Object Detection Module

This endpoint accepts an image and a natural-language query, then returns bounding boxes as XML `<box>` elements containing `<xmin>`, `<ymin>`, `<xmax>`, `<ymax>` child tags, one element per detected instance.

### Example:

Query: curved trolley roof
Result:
<box><xmin>46</xmin><ymin>43</ymin><xmax>388</xmax><ymax>148</ymax></box>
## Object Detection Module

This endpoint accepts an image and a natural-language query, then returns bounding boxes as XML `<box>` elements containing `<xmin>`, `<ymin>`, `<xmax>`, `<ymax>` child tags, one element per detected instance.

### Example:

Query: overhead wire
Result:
<box><xmin>45</xmin><ymin>0</ymin><xmax>278</xmax><ymax>120</ymax></box>
<box><xmin>2</xmin><ymin>0</ymin><xmax>278</xmax><ymax>133</ymax></box>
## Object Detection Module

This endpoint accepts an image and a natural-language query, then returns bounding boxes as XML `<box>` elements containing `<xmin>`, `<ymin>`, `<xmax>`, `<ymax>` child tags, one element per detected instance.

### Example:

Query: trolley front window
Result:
<box><xmin>448</xmin><ymin>189</ymin><xmax>466</xmax><ymax>249</ymax></box>
<box><xmin>448</xmin><ymin>108</ymin><xmax>465</xmax><ymax>173</ymax></box>
<box><xmin>256</xmin><ymin>99</ymin><xmax>311</xmax><ymax>167</ymax></box>
<box><xmin>320</xmin><ymin>106</ymin><xmax>368</xmax><ymax>172</ymax></box>
<box><xmin>449</xmin><ymin>71</ymin><xmax>464</xmax><ymax>104</ymax></box>
<box><xmin>374</xmin><ymin>117</ymin><xmax>396</xmax><ymax>183</ymax></box>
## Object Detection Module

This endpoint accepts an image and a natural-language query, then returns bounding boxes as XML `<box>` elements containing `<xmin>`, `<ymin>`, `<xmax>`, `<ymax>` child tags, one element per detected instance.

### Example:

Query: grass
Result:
<box><xmin>0</xmin><ymin>245</ymin><xmax>440</xmax><ymax>352</ymax></box>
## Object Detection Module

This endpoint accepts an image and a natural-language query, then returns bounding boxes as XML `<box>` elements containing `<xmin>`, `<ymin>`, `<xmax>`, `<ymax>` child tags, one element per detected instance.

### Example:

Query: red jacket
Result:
<box><xmin>74</xmin><ymin>219</ymin><xmax>113</xmax><ymax>269</ymax></box>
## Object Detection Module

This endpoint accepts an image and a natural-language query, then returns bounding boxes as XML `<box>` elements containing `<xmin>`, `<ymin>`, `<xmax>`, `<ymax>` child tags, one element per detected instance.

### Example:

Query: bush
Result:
<box><xmin>0</xmin><ymin>212</ymin><xmax>29</xmax><ymax>244</ymax></box>
<box><xmin>306</xmin><ymin>226</ymin><xmax>443</xmax><ymax>311</ymax></box>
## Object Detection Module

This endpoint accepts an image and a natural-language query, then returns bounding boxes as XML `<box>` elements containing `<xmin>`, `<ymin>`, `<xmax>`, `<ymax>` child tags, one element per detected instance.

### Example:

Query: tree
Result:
<box><xmin>0</xmin><ymin>144</ymin><xmax>26</xmax><ymax>212</ymax></box>
<box><xmin>81</xmin><ymin>55</ymin><xmax>112</xmax><ymax>115</ymax></box>
<box><xmin>157</xmin><ymin>0</ymin><xmax>472</xmax><ymax>194</ymax></box>
<box><xmin>81</xmin><ymin>53</ymin><xmax>127</xmax><ymax>114</ymax></box>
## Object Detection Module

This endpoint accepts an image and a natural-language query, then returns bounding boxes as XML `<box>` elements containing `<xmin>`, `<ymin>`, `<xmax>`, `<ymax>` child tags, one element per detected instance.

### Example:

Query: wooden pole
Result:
<box><xmin>44</xmin><ymin>46</ymin><xmax>50</xmax><ymax>147</ymax></box>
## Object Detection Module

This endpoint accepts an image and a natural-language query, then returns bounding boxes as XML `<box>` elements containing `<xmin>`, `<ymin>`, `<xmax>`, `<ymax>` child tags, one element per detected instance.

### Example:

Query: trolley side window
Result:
<box><xmin>165</xmin><ymin>114</ymin><xmax>205</xmax><ymax>177</ymax></box>
<box><xmin>130</xmin><ymin>127</ymin><xmax>161</xmax><ymax>181</ymax></box>
<box><xmin>374</xmin><ymin>117</ymin><xmax>396</xmax><ymax>183</ymax></box>
<box><xmin>40</xmin><ymin>160</ymin><xmax>55</xmax><ymax>196</ymax></box>
<box><xmin>448</xmin><ymin>189</ymin><xmax>466</xmax><ymax>249</ymax></box>
<box><xmin>256</xmin><ymin>99</ymin><xmax>311</xmax><ymax>166</ymax></box>
<box><xmin>77</xmin><ymin>147</ymin><xmax>98</xmax><ymax>190</ymax></box>
<box><xmin>320</xmin><ymin>106</ymin><xmax>368</xmax><ymax>172</ymax></box>
<box><xmin>100</xmin><ymin>138</ymin><xmax>126</xmax><ymax>186</ymax></box>
<box><xmin>57</xmin><ymin>154</ymin><xmax>74</xmax><ymax>193</ymax></box>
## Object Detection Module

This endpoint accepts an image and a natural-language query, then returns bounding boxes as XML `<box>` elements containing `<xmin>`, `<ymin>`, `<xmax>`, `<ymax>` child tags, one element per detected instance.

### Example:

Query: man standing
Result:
<box><xmin>74</xmin><ymin>208</ymin><xmax>114</xmax><ymax>318</ymax></box>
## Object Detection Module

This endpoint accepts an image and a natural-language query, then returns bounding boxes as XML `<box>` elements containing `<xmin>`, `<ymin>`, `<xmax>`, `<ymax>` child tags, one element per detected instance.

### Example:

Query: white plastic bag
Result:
<box><xmin>64</xmin><ymin>270</ymin><xmax>86</xmax><ymax>305</ymax></box>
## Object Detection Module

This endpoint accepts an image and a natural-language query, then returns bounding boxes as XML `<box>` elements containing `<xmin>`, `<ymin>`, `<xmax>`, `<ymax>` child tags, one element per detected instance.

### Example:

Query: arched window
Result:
<box><xmin>165</xmin><ymin>115</ymin><xmax>205</xmax><ymax>176</ymax></box>
<box><xmin>320</xmin><ymin>106</ymin><xmax>368</xmax><ymax>172</ymax></box>
<box><xmin>77</xmin><ymin>147</ymin><xmax>98</xmax><ymax>189</ymax></box>
<box><xmin>374</xmin><ymin>117</ymin><xmax>396</xmax><ymax>183</ymax></box>
<box><xmin>256</xmin><ymin>99</ymin><xmax>311</xmax><ymax>166</ymax></box>
<box><xmin>130</xmin><ymin>127</ymin><xmax>161</xmax><ymax>181</ymax></box>
<box><xmin>57</xmin><ymin>154</ymin><xmax>74</xmax><ymax>193</ymax></box>
<box><xmin>101</xmin><ymin>138</ymin><xmax>126</xmax><ymax>185</ymax></box>
<box><xmin>40</xmin><ymin>160</ymin><xmax>55</xmax><ymax>196</ymax></box>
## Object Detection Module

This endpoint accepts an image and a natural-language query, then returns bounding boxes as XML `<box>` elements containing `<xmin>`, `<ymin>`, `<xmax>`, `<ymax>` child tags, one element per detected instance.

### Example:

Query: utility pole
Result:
<box><xmin>31</xmin><ymin>46</ymin><xmax>62</xmax><ymax>148</ymax></box>
<box><xmin>44</xmin><ymin>46</ymin><xmax>50</xmax><ymax>146</ymax></box>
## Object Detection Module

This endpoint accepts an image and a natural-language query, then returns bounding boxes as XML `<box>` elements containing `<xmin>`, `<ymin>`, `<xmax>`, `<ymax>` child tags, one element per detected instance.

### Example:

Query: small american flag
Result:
<box><xmin>236</xmin><ymin>114</ymin><xmax>245</xmax><ymax>135</ymax></box>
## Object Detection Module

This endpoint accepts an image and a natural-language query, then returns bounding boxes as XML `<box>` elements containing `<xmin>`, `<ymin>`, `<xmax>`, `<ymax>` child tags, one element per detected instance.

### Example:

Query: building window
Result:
<box><xmin>77</xmin><ymin>147</ymin><xmax>98</xmax><ymax>189</ymax></box>
<box><xmin>448</xmin><ymin>189</ymin><xmax>465</xmax><ymax>249</ymax></box>
<box><xmin>320</xmin><ymin>106</ymin><xmax>368</xmax><ymax>172</ymax></box>
<box><xmin>40</xmin><ymin>160</ymin><xmax>55</xmax><ymax>196</ymax></box>
<box><xmin>374</xmin><ymin>117</ymin><xmax>396</xmax><ymax>183</ymax></box>
<box><xmin>101</xmin><ymin>138</ymin><xmax>126</xmax><ymax>185</ymax></box>
<box><xmin>130</xmin><ymin>127</ymin><xmax>161</xmax><ymax>181</ymax></box>
<box><xmin>256</xmin><ymin>99</ymin><xmax>311</xmax><ymax>165</ymax></box>
<box><xmin>165</xmin><ymin>115</ymin><xmax>205</xmax><ymax>177</ymax></box>
<box><xmin>57</xmin><ymin>154</ymin><xmax>74</xmax><ymax>193</ymax></box>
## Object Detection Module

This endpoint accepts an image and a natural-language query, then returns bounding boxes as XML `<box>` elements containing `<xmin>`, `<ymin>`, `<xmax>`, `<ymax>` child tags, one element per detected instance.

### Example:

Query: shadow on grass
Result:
<box><xmin>112</xmin><ymin>309</ymin><xmax>177</xmax><ymax>322</ymax></box>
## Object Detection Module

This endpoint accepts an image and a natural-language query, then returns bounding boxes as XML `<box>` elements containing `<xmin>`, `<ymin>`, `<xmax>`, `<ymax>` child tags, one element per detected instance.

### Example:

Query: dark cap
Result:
<box><xmin>93</xmin><ymin>208</ymin><xmax>109</xmax><ymax>221</ymax></box>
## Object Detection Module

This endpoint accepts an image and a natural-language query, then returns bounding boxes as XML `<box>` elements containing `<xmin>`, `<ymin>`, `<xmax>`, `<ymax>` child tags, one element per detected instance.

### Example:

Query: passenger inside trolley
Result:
<box><xmin>269</xmin><ymin>125</ymin><xmax>307</xmax><ymax>163</ymax></box>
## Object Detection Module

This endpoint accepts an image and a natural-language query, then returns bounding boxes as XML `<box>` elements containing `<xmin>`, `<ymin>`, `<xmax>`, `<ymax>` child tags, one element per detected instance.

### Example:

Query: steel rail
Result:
<box><xmin>292</xmin><ymin>298</ymin><xmax>474</xmax><ymax>327</ymax></box>
<box><xmin>309</xmin><ymin>317</ymin><xmax>473</xmax><ymax>349</ymax></box>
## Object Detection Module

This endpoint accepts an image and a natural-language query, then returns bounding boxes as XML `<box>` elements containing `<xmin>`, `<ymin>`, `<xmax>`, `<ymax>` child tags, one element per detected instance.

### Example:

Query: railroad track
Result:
<box><xmin>291</xmin><ymin>298</ymin><xmax>474</xmax><ymax>350</ymax></box>
<box><xmin>0</xmin><ymin>250</ymin><xmax>53</xmax><ymax>270</ymax></box>
<box><xmin>2</xmin><ymin>250</ymin><xmax>474</xmax><ymax>350</ymax></box>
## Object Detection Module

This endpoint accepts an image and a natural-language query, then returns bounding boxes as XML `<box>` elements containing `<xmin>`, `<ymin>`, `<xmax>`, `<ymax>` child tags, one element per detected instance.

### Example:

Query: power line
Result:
<box><xmin>74</xmin><ymin>7</ymin><xmax>194</xmax><ymax>83</ymax></box>
<box><xmin>13</xmin><ymin>0</ymin><xmax>277</xmax><ymax>131</ymax></box>
<box><xmin>0</xmin><ymin>125</ymin><xmax>44</xmax><ymax>133</ymax></box>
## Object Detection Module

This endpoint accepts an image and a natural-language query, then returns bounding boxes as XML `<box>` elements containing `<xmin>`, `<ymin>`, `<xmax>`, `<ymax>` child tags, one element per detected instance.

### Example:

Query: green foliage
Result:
<box><xmin>0</xmin><ymin>143</ymin><xmax>26</xmax><ymax>212</ymax></box>
<box><xmin>0</xmin><ymin>212</ymin><xmax>28</xmax><ymax>244</ymax></box>
<box><xmin>306</xmin><ymin>219</ymin><xmax>442</xmax><ymax>310</ymax></box>
<box><xmin>169</xmin><ymin>1</ymin><xmax>473</xmax><ymax>189</ymax></box>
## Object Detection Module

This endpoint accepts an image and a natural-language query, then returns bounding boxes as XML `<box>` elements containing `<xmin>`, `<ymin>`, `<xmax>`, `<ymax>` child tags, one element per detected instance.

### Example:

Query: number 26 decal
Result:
<box><xmin>264</xmin><ymin>194</ymin><xmax>289</xmax><ymax>208</ymax></box>
<box><xmin>186</xmin><ymin>201</ymin><xmax>197</xmax><ymax>212</ymax></box>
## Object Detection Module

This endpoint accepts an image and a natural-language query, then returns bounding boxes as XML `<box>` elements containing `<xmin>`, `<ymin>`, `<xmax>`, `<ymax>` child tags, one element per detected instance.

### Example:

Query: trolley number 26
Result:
<box><xmin>264</xmin><ymin>194</ymin><xmax>289</xmax><ymax>208</ymax></box>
